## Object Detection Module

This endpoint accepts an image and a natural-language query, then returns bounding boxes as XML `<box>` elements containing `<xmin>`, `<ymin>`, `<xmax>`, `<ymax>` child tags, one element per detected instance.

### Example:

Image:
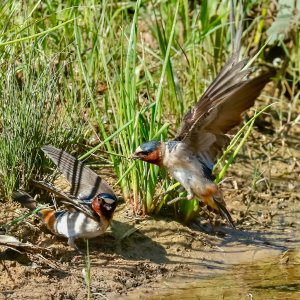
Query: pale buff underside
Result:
<box><xmin>162</xmin><ymin>142</ymin><xmax>215</xmax><ymax>198</ymax></box>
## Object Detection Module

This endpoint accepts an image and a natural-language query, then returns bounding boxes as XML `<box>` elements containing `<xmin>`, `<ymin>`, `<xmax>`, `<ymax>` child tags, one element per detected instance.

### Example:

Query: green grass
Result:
<box><xmin>0</xmin><ymin>52</ymin><xmax>84</xmax><ymax>196</ymax></box>
<box><xmin>84</xmin><ymin>240</ymin><xmax>92</xmax><ymax>299</ymax></box>
<box><xmin>0</xmin><ymin>1</ymin><xmax>298</xmax><ymax>223</ymax></box>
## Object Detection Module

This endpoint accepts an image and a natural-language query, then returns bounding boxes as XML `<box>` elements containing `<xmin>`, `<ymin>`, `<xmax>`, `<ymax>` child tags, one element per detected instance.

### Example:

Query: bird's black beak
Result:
<box><xmin>129</xmin><ymin>153</ymin><xmax>139</xmax><ymax>160</ymax></box>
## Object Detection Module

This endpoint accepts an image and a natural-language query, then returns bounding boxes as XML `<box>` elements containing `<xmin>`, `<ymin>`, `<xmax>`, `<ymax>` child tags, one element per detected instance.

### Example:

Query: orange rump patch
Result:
<box><xmin>39</xmin><ymin>209</ymin><xmax>56</xmax><ymax>232</ymax></box>
<box><xmin>202</xmin><ymin>184</ymin><xmax>218</xmax><ymax>197</ymax></box>
<box><xmin>201</xmin><ymin>185</ymin><xmax>220</xmax><ymax>211</ymax></box>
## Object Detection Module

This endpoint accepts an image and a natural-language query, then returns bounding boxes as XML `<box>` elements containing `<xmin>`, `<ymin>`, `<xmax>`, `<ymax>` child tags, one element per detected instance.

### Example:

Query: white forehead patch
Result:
<box><xmin>135</xmin><ymin>146</ymin><xmax>143</xmax><ymax>153</ymax></box>
<box><xmin>102</xmin><ymin>198</ymin><xmax>115</xmax><ymax>204</ymax></box>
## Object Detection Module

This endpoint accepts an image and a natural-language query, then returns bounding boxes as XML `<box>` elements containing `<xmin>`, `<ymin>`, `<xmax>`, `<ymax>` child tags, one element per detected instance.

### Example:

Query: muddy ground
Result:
<box><xmin>0</xmin><ymin>118</ymin><xmax>299</xmax><ymax>299</ymax></box>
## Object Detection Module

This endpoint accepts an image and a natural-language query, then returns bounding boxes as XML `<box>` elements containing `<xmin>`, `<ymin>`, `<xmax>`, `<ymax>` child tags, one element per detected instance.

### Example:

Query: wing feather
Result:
<box><xmin>41</xmin><ymin>145</ymin><xmax>115</xmax><ymax>200</ymax></box>
<box><xmin>174</xmin><ymin>55</ymin><xmax>274</xmax><ymax>163</ymax></box>
<box><xmin>31</xmin><ymin>180</ymin><xmax>97</xmax><ymax>220</ymax></box>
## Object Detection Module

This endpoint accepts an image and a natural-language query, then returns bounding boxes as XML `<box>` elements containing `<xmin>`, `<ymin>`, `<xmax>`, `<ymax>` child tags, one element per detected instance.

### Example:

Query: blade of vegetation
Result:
<box><xmin>1</xmin><ymin>1</ymin><xmax>290</xmax><ymax>227</ymax></box>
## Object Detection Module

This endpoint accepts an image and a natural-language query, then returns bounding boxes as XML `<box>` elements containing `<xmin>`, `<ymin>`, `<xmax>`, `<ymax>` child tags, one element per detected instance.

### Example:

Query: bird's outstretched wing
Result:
<box><xmin>174</xmin><ymin>54</ymin><xmax>274</xmax><ymax>163</ymax></box>
<box><xmin>41</xmin><ymin>145</ymin><xmax>115</xmax><ymax>201</ymax></box>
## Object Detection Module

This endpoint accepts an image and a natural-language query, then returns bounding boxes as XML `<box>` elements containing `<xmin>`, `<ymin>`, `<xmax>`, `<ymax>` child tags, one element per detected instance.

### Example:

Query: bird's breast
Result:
<box><xmin>163</xmin><ymin>145</ymin><xmax>213</xmax><ymax>196</ymax></box>
<box><xmin>172</xmin><ymin>168</ymin><xmax>195</xmax><ymax>186</ymax></box>
<box><xmin>168</xmin><ymin>156</ymin><xmax>201</xmax><ymax>185</ymax></box>
<box><xmin>52</xmin><ymin>211</ymin><xmax>108</xmax><ymax>239</ymax></box>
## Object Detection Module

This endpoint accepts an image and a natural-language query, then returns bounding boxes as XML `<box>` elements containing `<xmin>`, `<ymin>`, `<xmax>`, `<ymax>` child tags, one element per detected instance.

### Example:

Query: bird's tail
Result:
<box><xmin>212</xmin><ymin>190</ymin><xmax>236</xmax><ymax>229</ymax></box>
<box><xmin>12</xmin><ymin>190</ymin><xmax>56</xmax><ymax>225</ymax></box>
<box><xmin>217</xmin><ymin>201</ymin><xmax>235</xmax><ymax>229</ymax></box>
<box><xmin>12</xmin><ymin>190</ymin><xmax>37</xmax><ymax>210</ymax></box>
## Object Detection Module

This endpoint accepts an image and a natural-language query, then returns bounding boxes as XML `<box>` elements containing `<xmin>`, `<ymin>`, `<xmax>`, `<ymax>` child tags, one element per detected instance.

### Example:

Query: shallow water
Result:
<box><xmin>122</xmin><ymin>201</ymin><xmax>300</xmax><ymax>300</ymax></box>
<box><xmin>124</xmin><ymin>250</ymin><xmax>300</xmax><ymax>300</ymax></box>
<box><xmin>161</xmin><ymin>251</ymin><xmax>300</xmax><ymax>299</ymax></box>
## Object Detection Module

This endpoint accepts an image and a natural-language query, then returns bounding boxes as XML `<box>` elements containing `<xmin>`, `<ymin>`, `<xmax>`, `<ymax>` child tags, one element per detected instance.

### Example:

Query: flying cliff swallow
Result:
<box><xmin>13</xmin><ymin>145</ymin><xmax>117</xmax><ymax>252</ymax></box>
<box><xmin>131</xmin><ymin>54</ymin><xmax>274</xmax><ymax>228</ymax></box>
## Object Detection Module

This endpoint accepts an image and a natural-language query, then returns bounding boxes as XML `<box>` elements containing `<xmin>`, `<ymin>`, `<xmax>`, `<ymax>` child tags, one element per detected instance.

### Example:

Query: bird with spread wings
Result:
<box><xmin>131</xmin><ymin>53</ymin><xmax>274</xmax><ymax>228</ymax></box>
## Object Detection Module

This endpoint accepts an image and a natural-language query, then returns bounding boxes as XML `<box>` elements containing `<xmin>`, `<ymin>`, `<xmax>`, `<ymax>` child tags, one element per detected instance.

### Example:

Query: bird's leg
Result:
<box><xmin>186</xmin><ymin>193</ymin><xmax>195</xmax><ymax>200</ymax></box>
<box><xmin>167</xmin><ymin>196</ymin><xmax>188</xmax><ymax>205</ymax></box>
<box><xmin>68</xmin><ymin>237</ymin><xmax>83</xmax><ymax>254</ymax></box>
<box><xmin>154</xmin><ymin>185</ymin><xmax>186</xmax><ymax>202</ymax></box>
<box><xmin>167</xmin><ymin>191</ymin><xmax>195</xmax><ymax>205</ymax></box>
<box><xmin>177</xmin><ymin>186</ymin><xmax>186</xmax><ymax>193</ymax></box>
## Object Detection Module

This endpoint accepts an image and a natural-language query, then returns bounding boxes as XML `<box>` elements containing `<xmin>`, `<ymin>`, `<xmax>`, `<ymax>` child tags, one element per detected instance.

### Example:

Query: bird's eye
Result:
<box><xmin>137</xmin><ymin>151</ymin><xmax>148</xmax><ymax>157</ymax></box>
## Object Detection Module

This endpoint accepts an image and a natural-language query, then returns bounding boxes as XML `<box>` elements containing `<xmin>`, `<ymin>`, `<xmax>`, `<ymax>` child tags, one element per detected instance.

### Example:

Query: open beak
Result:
<box><xmin>129</xmin><ymin>153</ymin><xmax>139</xmax><ymax>159</ymax></box>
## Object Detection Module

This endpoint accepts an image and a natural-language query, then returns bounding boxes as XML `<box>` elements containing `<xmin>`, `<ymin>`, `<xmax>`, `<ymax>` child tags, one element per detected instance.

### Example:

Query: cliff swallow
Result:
<box><xmin>131</xmin><ymin>54</ymin><xmax>274</xmax><ymax>228</ymax></box>
<box><xmin>13</xmin><ymin>145</ymin><xmax>117</xmax><ymax>252</ymax></box>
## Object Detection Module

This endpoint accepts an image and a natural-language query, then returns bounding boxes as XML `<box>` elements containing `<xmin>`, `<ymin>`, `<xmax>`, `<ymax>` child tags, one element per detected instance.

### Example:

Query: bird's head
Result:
<box><xmin>130</xmin><ymin>141</ymin><xmax>163</xmax><ymax>166</ymax></box>
<box><xmin>92</xmin><ymin>193</ymin><xmax>117</xmax><ymax>221</ymax></box>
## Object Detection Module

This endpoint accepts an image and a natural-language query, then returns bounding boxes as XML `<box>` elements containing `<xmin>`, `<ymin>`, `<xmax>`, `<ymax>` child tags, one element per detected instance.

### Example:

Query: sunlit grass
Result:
<box><xmin>84</xmin><ymin>240</ymin><xmax>92</xmax><ymax>300</ymax></box>
<box><xmin>0</xmin><ymin>54</ymin><xmax>84</xmax><ymax>197</ymax></box>
<box><xmin>0</xmin><ymin>1</ymin><xmax>298</xmax><ymax>223</ymax></box>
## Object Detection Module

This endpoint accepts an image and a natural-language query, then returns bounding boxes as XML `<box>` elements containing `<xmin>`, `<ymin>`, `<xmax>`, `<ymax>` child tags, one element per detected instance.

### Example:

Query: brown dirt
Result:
<box><xmin>0</xmin><ymin>119</ymin><xmax>299</xmax><ymax>299</ymax></box>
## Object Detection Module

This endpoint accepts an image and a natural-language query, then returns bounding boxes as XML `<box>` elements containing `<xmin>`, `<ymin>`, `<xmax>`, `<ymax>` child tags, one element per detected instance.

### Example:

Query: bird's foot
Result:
<box><xmin>186</xmin><ymin>193</ymin><xmax>194</xmax><ymax>201</ymax></box>
<box><xmin>68</xmin><ymin>237</ymin><xmax>83</xmax><ymax>255</ymax></box>
<box><xmin>167</xmin><ymin>192</ymin><xmax>196</xmax><ymax>205</ymax></box>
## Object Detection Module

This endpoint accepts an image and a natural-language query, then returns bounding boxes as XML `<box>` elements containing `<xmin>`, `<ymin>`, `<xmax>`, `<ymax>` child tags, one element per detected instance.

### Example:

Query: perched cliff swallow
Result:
<box><xmin>13</xmin><ymin>145</ymin><xmax>117</xmax><ymax>252</ymax></box>
<box><xmin>131</xmin><ymin>54</ymin><xmax>274</xmax><ymax>228</ymax></box>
